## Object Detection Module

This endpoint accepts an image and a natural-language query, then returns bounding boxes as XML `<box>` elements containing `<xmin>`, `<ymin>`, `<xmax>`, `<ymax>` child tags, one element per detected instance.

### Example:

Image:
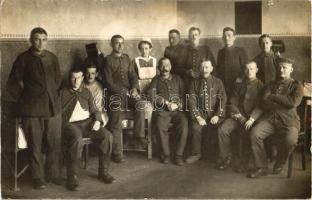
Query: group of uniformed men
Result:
<box><xmin>6</xmin><ymin>26</ymin><xmax>304</xmax><ymax>191</ymax></box>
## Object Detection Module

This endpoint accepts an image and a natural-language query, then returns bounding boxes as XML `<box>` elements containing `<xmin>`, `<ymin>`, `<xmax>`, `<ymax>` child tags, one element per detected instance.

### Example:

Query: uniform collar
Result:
<box><xmin>276</xmin><ymin>77</ymin><xmax>292</xmax><ymax>84</ymax></box>
<box><xmin>262</xmin><ymin>50</ymin><xmax>274</xmax><ymax>57</ymax></box>
<box><xmin>201</xmin><ymin>75</ymin><xmax>213</xmax><ymax>81</ymax></box>
<box><xmin>110</xmin><ymin>52</ymin><xmax>125</xmax><ymax>58</ymax></box>
<box><xmin>246</xmin><ymin>78</ymin><xmax>259</xmax><ymax>84</ymax></box>
<box><xmin>29</xmin><ymin>47</ymin><xmax>47</xmax><ymax>57</ymax></box>
<box><xmin>169</xmin><ymin>42</ymin><xmax>183</xmax><ymax>49</ymax></box>
<box><xmin>189</xmin><ymin>44</ymin><xmax>201</xmax><ymax>50</ymax></box>
<box><xmin>224</xmin><ymin>45</ymin><xmax>235</xmax><ymax>50</ymax></box>
<box><xmin>70</xmin><ymin>86</ymin><xmax>83</xmax><ymax>93</ymax></box>
<box><xmin>159</xmin><ymin>74</ymin><xmax>172</xmax><ymax>81</ymax></box>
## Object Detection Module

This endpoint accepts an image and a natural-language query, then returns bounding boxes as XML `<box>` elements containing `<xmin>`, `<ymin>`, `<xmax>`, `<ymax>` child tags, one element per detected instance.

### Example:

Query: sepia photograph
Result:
<box><xmin>0</xmin><ymin>0</ymin><xmax>311</xmax><ymax>199</ymax></box>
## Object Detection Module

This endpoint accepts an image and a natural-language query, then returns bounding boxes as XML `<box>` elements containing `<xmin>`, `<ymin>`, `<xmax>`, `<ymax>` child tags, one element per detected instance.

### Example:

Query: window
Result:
<box><xmin>235</xmin><ymin>1</ymin><xmax>262</xmax><ymax>34</ymax></box>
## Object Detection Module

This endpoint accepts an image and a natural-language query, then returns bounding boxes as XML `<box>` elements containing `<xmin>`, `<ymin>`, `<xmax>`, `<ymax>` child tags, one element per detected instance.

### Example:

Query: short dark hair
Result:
<box><xmin>246</xmin><ymin>60</ymin><xmax>258</xmax><ymax>68</ymax></box>
<box><xmin>69</xmin><ymin>67</ymin><xmax>84</xmax><ymax>77</ymax></box>
<box><xmin>169</xmin><ymin>29</ymin><xmax>180</xmax><ymax>36</ymax></box>
<box><xmin>30</xmin><ymin>27</ymin><xmax>47</xmax><ymax>40</ymax></box>
<box><xmin>110</xmin><ymin>34</ymin><xmax>124</xmax><ymax>44</ymax></box>
<box><xmin>223</xmin><ymin>27</ymin><xmax>235</xmax><ymax>35</ymax></box>
<box><xmin>83</xmin><ymin>59</ymin><xmax>98</xmax><ymax>73</ymax></box>
<box><xmin>138</xmin><ymin>41</ymin><xmax>152</xmax><ymax>49</ymax></box>
<box><xmin>188</xmin><ymin>26</ymin><xmax>201</xmax><ymax>35</ymax></box>
<box><xmin>258</xmin><ymin>34</ymin><xmax>272</xmax><ymax>45</ymax></box>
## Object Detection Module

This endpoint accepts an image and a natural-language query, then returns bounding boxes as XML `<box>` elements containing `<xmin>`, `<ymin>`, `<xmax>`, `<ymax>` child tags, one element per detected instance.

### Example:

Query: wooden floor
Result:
<box><xmin>2</xmin><ymin>150</ymin><xmax>311</xmax><ymax>199</ymax></box>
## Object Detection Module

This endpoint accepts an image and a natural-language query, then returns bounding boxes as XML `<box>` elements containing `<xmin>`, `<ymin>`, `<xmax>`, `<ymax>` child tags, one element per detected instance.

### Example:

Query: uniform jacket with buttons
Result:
<box><xmin>103</xmin><ymin>53</ymin><xmax>139</xmax><ymax>95</ymax></box>
<box><xmin>188</xmin><ymin>75</ymin><xmax>227</xmax><ymax>121</ymax></box>
<box><xmin>216</xmin><ymin>46</ymin><xmax>248</xmax><ymax>96</ymax></box>
<box><xmin>253</xmin><ymin>51</ymin><xmax>278</xmax><ymax>84</ymax></box>
<box><xmin>6</xmin><ymin>48</ymin><xmax>61</xmax><ymax>117</ymax></box>
<box><xmin>260</xmin><ymin>78</ymin><xmax>303</xmax><ymax>129</ymax></box>
<box><xmin>229</xmin><ymin>78</ymin><xmax>264</xmax><ymax>120</ymax></box>
<box><xmin>147</xmin><ymin>74</ymin><xmax>185</xmax><ymax>110</ymax></box>
<box><xmin>185</xmin><ymin>45</ymin><xmax>216</xmax><ymax>79</ymax></box>
<box><xmin>164</xmin><ymin>43</ymin><xmax>188</xmax><ymax>77</ymax></box>
<box><xmin>60</xmin><ymin>86</ymin><xmax>102</xmax><ymax>123</ymax></box>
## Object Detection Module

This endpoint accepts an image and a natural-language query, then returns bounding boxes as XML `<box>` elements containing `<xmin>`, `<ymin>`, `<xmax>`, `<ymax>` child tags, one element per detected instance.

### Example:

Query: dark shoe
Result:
<box><xmin>273</xmin><ymin>164</ymin><xmax>284</xmax><ymax>174</ymax></box>
<box><xmin>33</xmin><ymin>179</ymin><xmax>46</xmax><ymax>190</ymax></box>
<box><xmin>99</xmin><ymin>173</ymin><xmax>116</xmax><ymax>184</ymax></box>
<box><xmin>217</xmin><ymin>157</ymin><xmax>232</xmax><ymax>170</ymax></box>
<box><xmin>185</xmin><ymin>155</ymin><xmax>201</xmax><ymax>164</ymax></box>
<box><xmin>66</xmin><ymin>175</ymin><xmax>79</xmax><ymax>191</ymax></box>
<box><xmin>247</xmin><ymin>168</ymin><xmax>268</xmax><ymax>178</ymax></box>
<box><xmin>175</xmin><ymin>155</ymin><xmax>184</xmax><ymax>166</ymax></box>
<box><xmin>161</xmin><ymin>155</ymin><xmax>170</xmax><ymax>164</ymax></box>
<box><xmin>233</xmin><ymin>165</ymin><xmax>246</xmax><ymax>173</ymax></box>
<box><xmin>112</xmin><ymin>155</ymin><xmax>125</xmax><ymax>163</ymax></box>
<box><xmin>47</xmin><ymin>177</ymin><xmax>64</xmax><ymax>185</ymax></box>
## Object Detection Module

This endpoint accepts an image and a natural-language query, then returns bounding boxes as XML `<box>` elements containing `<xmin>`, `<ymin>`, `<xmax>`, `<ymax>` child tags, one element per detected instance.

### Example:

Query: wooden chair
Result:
<box><xmin>79</xmin><ymin>102</ymin><xmax>153</xmax><ymax>169</ymax></box>
<box><xmin>80</xmin><ymin>138</ymin><xmax>93</xmax><ymax>169</ymax></box>
<box><xmin>121</xmin><ymin>101</ymin><xmax>153</xmax><ymax>159</ymax></box>
<box><xmin>287</xmin><ymin>98</ymin><xmax>310</xmax><ymax>178</ymax></box>
<box><xmin>2</xmin><ymin>117</ymin><xmax>29</xmax><ymax>191</ymax></box>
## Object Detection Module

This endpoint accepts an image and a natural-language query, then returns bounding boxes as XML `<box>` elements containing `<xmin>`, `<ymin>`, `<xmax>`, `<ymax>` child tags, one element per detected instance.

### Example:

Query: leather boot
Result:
<box><xmin>98</xmin><ymin>155</ymin><xmax>115</xmax><ymax>184</ymax></box>
<box><xmin>66</xmin><ymin>162</ymin><xmax>79</xmax><ymax>191</ymax></box>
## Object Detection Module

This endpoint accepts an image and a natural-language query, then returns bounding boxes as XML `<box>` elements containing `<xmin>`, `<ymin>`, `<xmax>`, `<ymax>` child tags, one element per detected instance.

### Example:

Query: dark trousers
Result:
<box><xmin>250</xmin><ymin>117</ymin><xmax>298</xmax><ymax>168</ymax></box>
<box><xmin>22</xmin><ymin>113</ymin><xmax>62</xmax><ymax>181</ymax></box>
<box><xmin>218</xmin><ymin>118</ymin><xmax>250</xmax><ymax>164</ymax></box>
<box><xmin>107</xmin><ymin>96</ymin><xmax>145</xmax><ymax>156</ymax></box>
<box><xmin>189</xmin><ymin>120</ymin><xmax>219</xmax><ymax>156</ymax></box>
<box><xmin>154</xmin><ymin>111</ymin><xmax>188</xmax><ymax>156</ymax></box>
<box><xmin>63</xmin><ymin>118</ymin><xmax>113</xmax><ymax>177</ymax></box>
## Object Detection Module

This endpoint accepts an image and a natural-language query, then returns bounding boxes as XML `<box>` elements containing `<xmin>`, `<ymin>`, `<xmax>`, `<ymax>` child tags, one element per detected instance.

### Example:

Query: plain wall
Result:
<box><xmin>0</xmin><ymin>0</ymin><xmax>177</xmax><ymax>38</ymax></box>
<box><xmin>262</xmin><ymin>0</ymin><xmax>311</xmax><ymax>35</ymax></box>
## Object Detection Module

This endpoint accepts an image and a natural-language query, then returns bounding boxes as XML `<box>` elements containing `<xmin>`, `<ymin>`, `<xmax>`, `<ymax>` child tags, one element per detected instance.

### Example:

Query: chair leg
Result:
<box><xmin>14</xmin><ymin>149</ymin><xmax>19</xmax><ymax>191</ymax></box>
<box><xmin>301</xmin><ymin>145</ymin><xmax>306</xmax><ymax>170</ymax></box>
<box><xmin>287</xmin><ymin>152</ymin><xmax>294</xmax><ymax>178</ymax></box>
<box><xmin>84</xmin><ymin>144</ymin><xmax>89</xmax><ymax>169</ymax></box>
<box><xmin>147</xmin><ymin>118</ymin><xmax>152</xmax><ymax>159</ymax></box>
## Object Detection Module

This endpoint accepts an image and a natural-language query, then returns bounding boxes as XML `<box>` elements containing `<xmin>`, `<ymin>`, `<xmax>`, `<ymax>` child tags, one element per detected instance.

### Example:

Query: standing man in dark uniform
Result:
<box><xmin>216</xmin><ymin>27</ymin><xmax>248</xmax><ymax>96</ymax></box>
<box><xmin>217</xmin><ymin>61</ymin><xmax>264</xmax><ymax>172</ymax></box>
<box><xmin>184</xmin><ymin>27</ymin><xmax>216</xmax><ymax>89</ymax></box>
<box><xmin>103</xmin><ymin>35</ymin><xmax>145</xmax><ymax>163</ymax></box>
<box><xmin>164</xmin><ymin>29</ymin><xmax>187</xmax><ymax>78</ymax></box>
<box><xmin>186</xmin><ymin>60</ymin><xmax>227</xmax><ymax>164</ymax></box>
<box><xmin>253</xmin><ymin>34</ymin><xmax>278</xmax><ymax>85</ymax></box>
<box><xmin>6</xmin><ymin>27</ymin><xmax>62</xmax><ymax>189</ymax></box>
<box><xmin>147</xmin><ymin>58</ymin><xmax>188</xmax><ymax>165</ymax></box>
<box><xmin>247</xmin><ymin>58</ymin><xmax>303</xmax><ymax>178</ymax></box>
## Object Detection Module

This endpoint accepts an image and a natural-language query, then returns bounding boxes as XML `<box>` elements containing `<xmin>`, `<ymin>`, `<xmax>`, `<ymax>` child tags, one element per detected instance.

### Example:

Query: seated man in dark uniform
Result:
<box><xmin>217</xmin><ymin>61</ymin><xmax>264</xmax><ymax>172</ymax></box>
<box><xmin>61</xmin><ymin>68</ymin><xmax>115</xmax><ymax>191</ymax></box>
<box><xmin>147</xmin><ymin>58</ymin><xmax>188</xmax><ymax>165</ymax></box>
<box><xmin>186</xmin><ymin>60</ymin><xmax>227</xmax><ymax>164</ymax></box>
<box><xmin>247</xmin><ymin>57</ymin><xmax>303</xmax><ymax>178</ymax></box>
